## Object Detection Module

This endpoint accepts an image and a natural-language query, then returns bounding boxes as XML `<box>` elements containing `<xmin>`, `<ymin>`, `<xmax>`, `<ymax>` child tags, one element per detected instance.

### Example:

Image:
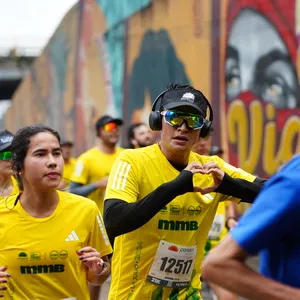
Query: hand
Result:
<box><xmin>184</xmin><ymin>162</ymin><xmax>205</xmax><ymax>174</ymax></box>
<box><xmin>0</xmin><ymin>266</ymin><xmax>10</xmax><ymax>295</ymax></box>
<box><xmin>226</xmin><ymin>217</ymin><xmax>238</xmax><ymax>229</ymax></box>
<box><xmin>95</xmin><ymin>177</ymin><xmax>109</xmax><ymax>189</ymax></box>
<box><xmin>77</xmin><ymin>247</ymin><xmax>107</xmax><ymax>275</ymax></box>
<box><xmin>195</xmin><ymin>162</ymin><xmax>225</xmax><ymax>194</ymax></box>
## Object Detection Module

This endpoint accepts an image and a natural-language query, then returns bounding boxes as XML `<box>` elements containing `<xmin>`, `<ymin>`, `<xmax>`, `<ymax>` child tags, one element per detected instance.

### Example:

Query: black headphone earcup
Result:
<box><xmin>149</xmin><ymin>111</ymin><xmax>162</xmax><ymax>131</ymax></box>
<box><xmin>199</xmin><ymin>120</ymin><xmax>212</xmax><ymax>139</ymax></box>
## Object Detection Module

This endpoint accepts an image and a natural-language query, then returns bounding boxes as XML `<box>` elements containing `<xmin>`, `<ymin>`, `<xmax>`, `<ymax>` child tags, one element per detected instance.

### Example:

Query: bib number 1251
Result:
<box><xmin>160</xmin><ymin>257</ymin><xmax>193</xmax><ymax>275</ymax></box>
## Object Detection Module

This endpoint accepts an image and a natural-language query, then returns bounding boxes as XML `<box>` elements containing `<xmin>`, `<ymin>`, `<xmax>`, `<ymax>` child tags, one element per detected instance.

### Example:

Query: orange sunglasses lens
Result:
<box><xmin>104</xmin><ymin>122</ymin><xmax>119</xmax><ymax>132</ymax></box>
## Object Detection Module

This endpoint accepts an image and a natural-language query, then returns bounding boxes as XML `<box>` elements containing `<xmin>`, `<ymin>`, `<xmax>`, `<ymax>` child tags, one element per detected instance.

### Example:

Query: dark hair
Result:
<box><xmin>127</xmin><ymin>123</ymin><xmax>146</xmax><ymax>148</ymax></box>
<box><xmin>11</xmin><ymin>124</ymin><xmax>61</xmax><ymax>190</ymax></box>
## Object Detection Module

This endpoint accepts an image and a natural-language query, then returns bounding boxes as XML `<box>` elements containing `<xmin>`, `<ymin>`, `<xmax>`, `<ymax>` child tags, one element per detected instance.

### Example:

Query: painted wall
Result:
<box><xmin>5</xmin><ymin>0</ymin><xmax>300</xmax><ymax>176</ymax></box>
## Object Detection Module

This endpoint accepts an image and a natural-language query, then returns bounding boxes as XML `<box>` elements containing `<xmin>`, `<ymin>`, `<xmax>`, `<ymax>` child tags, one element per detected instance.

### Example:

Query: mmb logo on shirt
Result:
<box><xmin>158</xmin><ymin>219</ymin><xmax>199</xmax><ymax>231</ymax></box>
<box><xmin>20</xmin><ymin>264</ymin><xmax>65</xmax><ymax>274</ymax></box>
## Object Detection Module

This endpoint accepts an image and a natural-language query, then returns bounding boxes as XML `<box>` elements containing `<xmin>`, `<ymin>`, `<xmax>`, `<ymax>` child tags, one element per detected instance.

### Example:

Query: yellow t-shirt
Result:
<box><xmin>71</xmin><ymin>147</ymin><xmax>124</xmax><ymax>214</ymax></box>
<box><xmin>0</xmin><ymin>191</ymin><xmax>112</xmax><ymax>300</ymax></box>
<box><xmin>205</xmin><ymin>201</ymin><xmax>229</xmax><ymax>253</ymax></box>
<box><xmin>104</xmin><ymin>145</ymin><xmax>255</xmax><ymax>300</ymax></box>
<box><xmin>0</xmin><ymin>176</ymin><xmax>19</xmax><ymax>201</ymax></box>
<box><xmin>63</xmin><ymin>157</ymin><xmax>77</xmax><ymax>183</ymax></box>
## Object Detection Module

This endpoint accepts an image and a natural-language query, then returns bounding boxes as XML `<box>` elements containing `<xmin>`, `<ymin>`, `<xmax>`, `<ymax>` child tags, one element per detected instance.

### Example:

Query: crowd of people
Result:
<box><xmin>0</xmin><ymin>83</ymin><xmax>298</xmax><ymax>300</ymax></box>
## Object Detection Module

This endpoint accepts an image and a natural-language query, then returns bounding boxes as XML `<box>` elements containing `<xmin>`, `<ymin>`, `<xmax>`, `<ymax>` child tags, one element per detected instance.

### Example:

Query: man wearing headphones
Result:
<box><xmin>104</xmin><ymin>84</ymin><xmax>264</xmax><ymax>299</ymax></box>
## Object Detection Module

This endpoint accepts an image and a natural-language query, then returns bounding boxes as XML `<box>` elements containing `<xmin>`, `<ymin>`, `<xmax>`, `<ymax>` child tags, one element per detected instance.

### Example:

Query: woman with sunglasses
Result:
<box><xmin>0</xmin><ymin>124</ymin><xmax>112</xmax><ymax>299</ymax></box>
<box><xmin>0</xmin><ymin>130</ymin><xmax>19</xmax><ymax>201</ymax></box>
<box><xmin>103</xmin><ymin>84</ymin><xmax>265</xmax><ymax>300</ymax></box>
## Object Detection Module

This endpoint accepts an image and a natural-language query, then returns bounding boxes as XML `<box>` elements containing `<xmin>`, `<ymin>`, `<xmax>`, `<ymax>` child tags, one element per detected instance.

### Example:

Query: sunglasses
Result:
<box><xmin>103</xmin><ymin>122</ymin><xmax>120</xmax><ymax>132</ymax></box>
<box><xmin>161</xmin><ymin>110</ymin><xmax>204</xmax><ymax>130</ymax></box>
<box><xmin>0</xmin><ymin>150</ymin><xmax>12</xmax><ymax>161</ymax></box>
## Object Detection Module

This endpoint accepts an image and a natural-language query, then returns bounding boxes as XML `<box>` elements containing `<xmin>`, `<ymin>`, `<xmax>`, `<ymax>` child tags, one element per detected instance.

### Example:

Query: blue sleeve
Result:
<box><xmin>231</xmin><ymin>156</ymin><xmax>300</xmax><ymax>255</ymax></box>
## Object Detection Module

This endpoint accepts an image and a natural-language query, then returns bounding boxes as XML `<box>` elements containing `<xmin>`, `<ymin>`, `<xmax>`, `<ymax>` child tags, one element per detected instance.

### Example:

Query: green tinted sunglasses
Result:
<box><xmin>161</xmin><ymin>110</ymin><xmax>204</xmax><ymax>130</ymax></box>
<box><xmin>0</xmin><ymin>151</ymin><xmax>12</xmax><ymax>161</ymax></box>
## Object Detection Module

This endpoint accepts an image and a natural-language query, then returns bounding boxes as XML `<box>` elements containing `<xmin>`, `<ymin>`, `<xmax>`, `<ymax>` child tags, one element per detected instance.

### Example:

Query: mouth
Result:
<box><xmin>173</xmin><ymin>136</ymin><xmax>188</xmax><ymax>142</ymax></box>
<box><xmin>45</xmin><ymin>172</ymin><xmax>60</xmax><ymax>179</ymax></box>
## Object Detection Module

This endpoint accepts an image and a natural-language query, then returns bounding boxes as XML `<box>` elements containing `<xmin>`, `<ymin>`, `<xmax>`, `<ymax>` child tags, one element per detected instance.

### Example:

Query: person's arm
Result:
<box><xmin>202</xmin><ymin>235</ymin><xmax>300</xmax><ymax>300</ymax></box>
<box><xmin>204</xmin><ymin>161</ymin><xmax>300</xmax><ymax>299</ymax></box>
<box><xmin>104</xmin><ymin>170</ymin><xmax>194</xmax><ymax>240</ymax></box>
<box><xmin>69</xmin><ymin>182</ymin><xmax>98</xmax><ymax>197</ymax></box>
<box><xmin>215</xmin><ymin>175</ymin><xmax>266</xmax><ymax>203</ymax></box>
<box><xmin>69</xmin><ymin>177</ymin><xmax>108</xmax><ymax>197</ymax></box>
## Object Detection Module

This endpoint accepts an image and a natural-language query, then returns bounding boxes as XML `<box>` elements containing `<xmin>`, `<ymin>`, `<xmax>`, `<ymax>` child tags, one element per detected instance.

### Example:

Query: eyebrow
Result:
<box><xmin>32</xmin><ymin>147</ymin><xmax>62</xmax><ymax>154</ymax></box>
<box><xmin>254</xmin><ymin>49</ymin><xmax>292</xmax><ymax>75</ymax></box>
<box><xmin>226</xmin><ymin>45</ymin><xmax>239</xmax><ymax>61</ymax></box>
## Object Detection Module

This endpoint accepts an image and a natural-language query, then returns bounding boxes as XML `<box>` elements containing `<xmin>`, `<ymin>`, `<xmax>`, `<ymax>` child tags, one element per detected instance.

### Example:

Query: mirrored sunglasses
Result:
<box><xmin>161</xmin><ymin>110</ymin><xmax>204</xmax><ymax>130</ymax></box>
<box><xmin>0</xmin><ymin>150</ymin><xmax>12</xmax><ymax>161</ymax></box>
<box><xmin>103</xmin><ymin>122</ymin><xmax>120</xmax><ymax>132</ymax></box>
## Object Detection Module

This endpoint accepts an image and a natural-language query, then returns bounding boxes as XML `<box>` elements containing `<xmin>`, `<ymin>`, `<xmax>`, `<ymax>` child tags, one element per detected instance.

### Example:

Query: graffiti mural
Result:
<box><xmin>125</xmin><ymin>29</ymin><xmax>190</xmax><ymax>125</ymax></box>
<box><xmin>224</xmin><ymin>0</ymin><xmax>300</xmax><ymax>177</ymax></box>
<box><xmin>3</xmin><ymin>0</ymin><xmax>299</xmax><ymax>177</ymax></box>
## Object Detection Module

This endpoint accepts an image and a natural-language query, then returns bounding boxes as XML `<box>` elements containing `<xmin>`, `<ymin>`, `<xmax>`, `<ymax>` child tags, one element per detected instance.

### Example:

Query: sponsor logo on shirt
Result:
<box><xmin>17</xmin><ymin>252</ymin><xmax>28</xmax><ymax>260</ymax></box>
<box><xmin>158</xmin><ymin>219</ymin><xmax>199</xmax><ymax>231</ymax></box>
<box><xmin>65</xmin><ymin>230</ymin><xmax>80</xmax><ymax>241</ymax></box>
<box><xmin>20</xmin><ymin>264</ymin><xmax>65</xmax><ymax>274</ymax></box>
<box><xmin>30</xmin><ymin>252</ymin><xmax>42</xmax><ymax>261</ymax></box>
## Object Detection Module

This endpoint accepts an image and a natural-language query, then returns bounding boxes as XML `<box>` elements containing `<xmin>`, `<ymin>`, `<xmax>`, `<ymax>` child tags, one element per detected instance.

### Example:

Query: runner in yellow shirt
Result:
<box><xmin>0</xmin><ymin>124</ymin><xmax>112</xmax><ymax>299</ymax></box>
<box><xmin>0</xmin><ymin>130</ymin><xmax>19</xmax><ymax>200</ymax></box>
<box><xmin>70</xmin><ymin>115</ymin><xmax>124</xmax><ymax>215</ymax></box>
<box><xmin>104</xmin><ymin>84</ymin><xmax>266</xmax><ymax>300</ymax></box>
<box><xmin>58</xmin><ymin>140</ymin><xmax>77</xmax><ymax>190</ymax></box>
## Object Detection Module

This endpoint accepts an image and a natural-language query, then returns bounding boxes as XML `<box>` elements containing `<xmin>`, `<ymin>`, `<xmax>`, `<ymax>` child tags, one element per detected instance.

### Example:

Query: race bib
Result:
<box><xmin>208</xmin><ymin>214</ymin><xmax>225</xmax><ymax>240</ymax></box>
<box><xmin>147</xmin><ymin>240</ymin><xmax>196</xmax><ymax>288</ymax></box>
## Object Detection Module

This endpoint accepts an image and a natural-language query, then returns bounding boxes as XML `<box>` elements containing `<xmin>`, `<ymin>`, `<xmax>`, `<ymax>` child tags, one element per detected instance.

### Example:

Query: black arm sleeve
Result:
<box><xmin>215</xmin><ymin>174</ymin><xmax>267</xmax><ymax>203</ymax></box>
<box><xmin>104</xmin><ymin>170</ymin><xmax>194</xmax><ymax>240</ymax></box>
<box><xmin>69</xmin><ymin>182</ymin><xmax>98</xmax><ymax>197</ymax></box>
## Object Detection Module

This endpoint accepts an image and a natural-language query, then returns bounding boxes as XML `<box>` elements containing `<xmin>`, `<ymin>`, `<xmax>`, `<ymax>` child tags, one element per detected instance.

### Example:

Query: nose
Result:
<box><xmin>178</xmin><ymin>121</ymin><xmax>189</xmax><ymax>131</ymax></box>
<box><xmin>47</xmin><ymin>154</ymin><xmax>57</xmax><ymax>168</ymax></box>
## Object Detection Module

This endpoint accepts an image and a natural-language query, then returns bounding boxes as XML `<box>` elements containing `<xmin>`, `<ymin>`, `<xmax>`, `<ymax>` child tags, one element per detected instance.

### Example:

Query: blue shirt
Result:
<box><xmin>231</xmin><ymin>155</ymin><xmax>300</xmax><ymax>287</ymax></box>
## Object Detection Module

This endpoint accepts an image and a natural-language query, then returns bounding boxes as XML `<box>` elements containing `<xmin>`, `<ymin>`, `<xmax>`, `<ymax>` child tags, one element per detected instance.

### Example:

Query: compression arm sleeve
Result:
<box><xmin>215</xmin><ymin>174</ymin><xmax>267</xmax><ymax>203</ymax></box>
<box><xmin>69</xmin><ymin>182</ymin><xmax>98</xmax><ymax>197</ymax></box>
<box><xmin>104</xmin><ymin>170</ymin><xmax>194</xmax><ymax>240</ymax></box>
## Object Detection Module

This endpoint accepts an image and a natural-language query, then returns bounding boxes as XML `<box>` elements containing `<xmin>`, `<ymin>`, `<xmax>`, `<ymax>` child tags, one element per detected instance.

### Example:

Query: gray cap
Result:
<box><xmin>0</xmin><ymin>130</ymin><xmax>14</xmax><ymax>152</ymax></box>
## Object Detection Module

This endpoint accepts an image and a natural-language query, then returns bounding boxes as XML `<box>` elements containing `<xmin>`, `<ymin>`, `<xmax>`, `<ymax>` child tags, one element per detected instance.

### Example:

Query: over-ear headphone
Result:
<box><xmin>148</xmin><ymin>89</ymin><xmax>214</xmax><ymax>138</ymax></box>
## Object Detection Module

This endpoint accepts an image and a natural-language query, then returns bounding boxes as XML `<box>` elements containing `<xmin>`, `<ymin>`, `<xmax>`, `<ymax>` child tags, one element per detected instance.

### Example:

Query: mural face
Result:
<box><xmin>125</xmin><ymin>29</ymin><xmax>190</xmax><ymax>126</ymax></box>
<box><xmin>226</xmin><ymin>9</ymin><xmax>299</xmax><ymax>109</ymax></box>
<box><xmin>225</xmin><ymin>6</ymin><xmax>300</xmax><ymax>177</ymax></box>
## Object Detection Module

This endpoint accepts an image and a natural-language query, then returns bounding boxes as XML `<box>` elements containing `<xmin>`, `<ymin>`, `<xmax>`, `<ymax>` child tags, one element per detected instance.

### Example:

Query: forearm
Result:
<box><xmin>87</xmin><ymin>256</ymin><xmax>111</xmax><ymax>286</ymax></box>
<box><xmin>203</xmin><ymin>255</ymin><xmax>300</xmax><ymax>300</ymax></box>
<box><xmin>104</xmin><ymin>170</ymin><xmax>194</xmax><ymax>239</ymax></box>
<box><xmin>216</xmin><ymin>174</ymin><xmax>266</xmax><ymax>203</ymax></box>
<box><xmin>69</xmin><ymin>182</ymin><xmax>97</xmax><ymax>197</ymax></box>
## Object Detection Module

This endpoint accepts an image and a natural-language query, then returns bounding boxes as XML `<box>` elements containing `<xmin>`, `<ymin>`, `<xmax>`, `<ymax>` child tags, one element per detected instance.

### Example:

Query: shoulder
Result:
<box><xmin>266</xmin><ymin>156</ymin><xmax>300</xmax><ymax>192</ymax></box>
<box><xmin>76</xmin><ymin>147</ymin><xmax>97</xmax><ymax>160</ymax></box>
<box><xmin>58</xmin><ymin>191</ymin><xmax>98</xmax><ymax>211</ymax></box>
<box><xmin>280</xmin><ymin>154</ymin><xmax>300</xmax><ymax>174</ymax></box>
<box><xmin>117</xmin><ymin>144</ymin><xmax>157</xmax><ymax>163</ymax></box>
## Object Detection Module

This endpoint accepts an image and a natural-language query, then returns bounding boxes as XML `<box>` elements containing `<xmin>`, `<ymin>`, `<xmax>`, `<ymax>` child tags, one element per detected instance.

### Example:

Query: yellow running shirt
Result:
<box><xmin>71</xmin><ymin>147</ymin><xmax>123</xmax><ymax>214</ymax></box>
<box><xmin>205</xmin><ymin>201</ymin><xmax>229</xmax><ymax>253</ymax></box>
<box><xmin>0</xmin><ymin>176</ymin><xmax>19</xmax><ymax>201</ymax></box>
<box><xmin>105</xmin><ymin>144</ymin><xmax>255</xmax><ymax>300</ymax></box>
<box><xmin>62</xmin><ymin>157</ymin><xmax>77</xmax><ymax>186</ymax></box>
<box><xmin>0</xmin><ymin>191</ymin><xmax>112</xmax><ymax>300</ymax></box>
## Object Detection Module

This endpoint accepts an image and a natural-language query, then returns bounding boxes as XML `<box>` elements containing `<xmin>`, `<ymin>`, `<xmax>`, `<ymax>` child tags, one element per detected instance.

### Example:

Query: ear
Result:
<box><xmin>130</xmin><ymin>139</ymin><xmax>138</xmax><ymax>148</ymax></box>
